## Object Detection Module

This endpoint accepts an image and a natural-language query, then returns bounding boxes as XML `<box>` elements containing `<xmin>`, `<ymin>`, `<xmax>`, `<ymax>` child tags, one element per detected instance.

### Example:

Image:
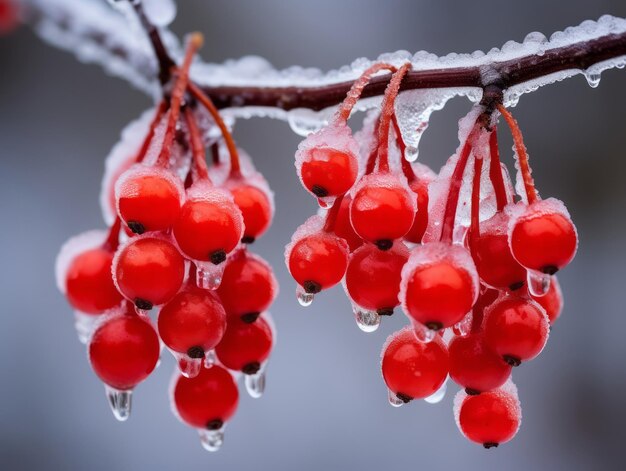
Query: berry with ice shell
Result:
<box><xmin>215</xmin><ymin>316</ymin><xmax>273</xmax><ymax>375</ymax></box>
<box><xmin>88</xmin><ymin>304</ymin><xmax>160</xmax><ymax>391</ymax></box>
<box><xmin>223</xmin><ymin>174</ymin><xmax>274</xmax><ymax>244</ymax></box>
<box><xmin>381</xmin><ymin>327</ymin><xmax>449</xmax><ymax>403</ymax></box>
<box><xmin>330</xmin><ymin>195</ymin><xmax>363</xmax><ymax>252</ymax></box>
<box><xmin>113</xmin><ymin>236</ymin><xmax>186</xmax><ymax>310</ymax></box>
<box><xmin>483</xmin><ymin>296</ymin><xmax>549</xmax><ymax>366</ymax></box>
<box><xmin>403</xmin><ymin>163</ymin><xmax>436</xmax><ymax>244</ymax></box>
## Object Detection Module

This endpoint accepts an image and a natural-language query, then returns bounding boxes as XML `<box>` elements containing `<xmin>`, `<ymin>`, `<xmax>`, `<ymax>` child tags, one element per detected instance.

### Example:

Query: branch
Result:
<box><xmin>23</xmin><ymin>1</ymin><xmax>626</xmax><ymax>115</ymax></box>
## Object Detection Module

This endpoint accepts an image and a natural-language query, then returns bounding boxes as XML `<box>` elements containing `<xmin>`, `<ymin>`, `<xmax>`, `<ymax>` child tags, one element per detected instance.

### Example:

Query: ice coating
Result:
<box><xmin>399</xmin><ymin>242</ymin><xmax>480</xmax><ymax>319</ymax></box>
<box><xmin>55</xmin><ymin>229</ymin><xmax>108</xmax><ymax>295</ymax></box>
<box><xmin>222</xmin><ymin>171</ymin><xmax>276</xmax><ymax>219</ymax></box>
<box><xmin>114</xmin><ymin>163</ymin><xmax>185</xmax><ymax>213</ymax></box>
<box><xmin>143</xmin><ymin>0</ymin><xmax>177</xmax><ymax>27</ymax></box>
<box><xmin>283</xmin><ymin>215</ymin><xmax>324</xmax><ymax>265</ymax></box>
<box><xmin>351</xmin><ymin>171</ymin><xmax>415</xmax><ymax>219</ymax></box>
<box><xmin>100</xmin><ymin>107</ymin><xmax>156</xmax><ymax>224</ymax></box>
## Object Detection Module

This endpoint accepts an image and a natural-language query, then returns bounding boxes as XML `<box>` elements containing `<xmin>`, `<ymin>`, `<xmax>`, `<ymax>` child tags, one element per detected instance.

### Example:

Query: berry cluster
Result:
<box><xmin>287</xmin><ymin>63</ymin><xmax>577</xmax><ymax>448</ymax></box>
<box><xmin>55</xmin><ymin>35</ymin><xmax>277</xmax><ymax>451</ymax></box>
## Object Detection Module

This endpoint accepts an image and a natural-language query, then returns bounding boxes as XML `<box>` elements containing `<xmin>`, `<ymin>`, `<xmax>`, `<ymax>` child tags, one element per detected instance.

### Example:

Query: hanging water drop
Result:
<box><xmin>413</xmin><ymin>322</ymin><xmax>436</xmax><ymax>343</ymax></box>
<box><xmin>287</xmin><ymin>109</ymin><xmax>326</xmax><ymax>137</ymax></box>
<box><xmin>296</xmin><ymin>286</ymin><xmax>314</xmax><ymax>307</ymax></box>
<box><xmin>244</xmin><ymin>368</ymin><xmax>266</xmax><ymax>399</ymax></box>
<box><xmin>105</xmin><ymin>385</ymin><xmax>132</xmax><ymax>422</ymax></box>
<box><xmin>527</xmin><ymin>270</ymin><xmax>551</xmax><ymax>297</ymax></box>
<box><xmin>353</xmin><ymin>306</ymin><xmax>381</xmax><ymax>333</ymax></box>
<box><xmin>405</xmin><ymin>146</ymin><xmax>419</xmax><ymax>162</ymax></box>
<box><xmin>204</xmin><ymin>350</ymin><xmax>217</xmax><ymax>368</ymax></box>
<box><xmin>196</xmin><ymin>263</ymin><xmax>225</xmax><ymax>290</ymax></box>
<box><xmin>453</xmin><ymin>312</ymin><xmax>472</xmax><ymax>337</ymax></box>
<box><xmin>178</xmin><ymin>354</ymin><xmax>203</xmax><ymax>378</ymax></box>
<box><xmin>424</xmin><ymin>379</ymin><xmax>448</xmax><ymax>404</ymax></box>
<box><xmin>134</xmin><ymin>305</ymin><xmax>151</xmax><ymax>316</ymax></box>
<box><xmin>198</xmin><ymin>427</ymin><xmax>224</xmax><ymax>452</ymax></box>
<box><xmin>584</xmin><ymin>72</ymin><xmax>601</xmax><ymax>88</ymax></box>
<box><xmin>388</xmin><ymin>389</ymin><xmax>404</xmax><ymax>408</ymax></box>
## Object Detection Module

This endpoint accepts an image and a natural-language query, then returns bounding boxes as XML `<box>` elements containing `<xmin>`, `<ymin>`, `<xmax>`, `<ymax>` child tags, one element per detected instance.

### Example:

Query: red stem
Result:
<box><xmin>188</xmin><ymin>82</ymin><xmax>242</xmax><ymax>178</ymax></box>
<box><xmin>156</xmin><ymin>33</ymin><xmax>203</xmax><ymax>167</ymax></box>
<box><xmin>135</xmin><ymin>100</ymin><xmax>167</xmax><ymax>164</ymax></box>
<box><xmin>496</xmin><ymin>104</ymin><xmax>538</xmax><ymax>204</ymax></box>
<box><xmin>488</xmin><ymin>130</ymin><xmax>509</xmax><ymax>211</ymax></box>
<box><xmin>183</xmin><ymin>107</ymin><xmax>211</xmax><ymax>183</ymax></box>
<box><xmin>102</xmin><ymin>217</ymin><xmax>122</xmax><ymax>252</ymax></box>
<box><xmin>335</xmin><ymin>63</ymin><xmax>398</xmax><ymax>123</ymax></box>
<box><xmin>323</xmin><ymin>195</ymin><xmax>344</xmax><ymax>233</ymax></box>
<box><xmin>376</xmin><ymin>63</ymin><xmax>411</xmax><ymax>173</ymax></box>
<box><xmin>469</xmin><ymin>155</ymin><xmax>484</xmax><ymax>245</ymax></box>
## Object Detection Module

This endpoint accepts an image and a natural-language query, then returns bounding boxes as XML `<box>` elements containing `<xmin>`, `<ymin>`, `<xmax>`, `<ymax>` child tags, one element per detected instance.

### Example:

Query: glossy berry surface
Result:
<box><xmin>531</xmin><ymin>277</ymin><xmax>563</xmax><ymax>324</ymax></box>
<box><xmin>484</xmin><ymin>297</ymin><xmax>549</xmax><ymax>366</ymax></box>
<box><xmin>458</xmin><ymin>389</ymin><xmax>521</xmax><ymax>448</ymax></box>
<box><xmin>288</xmin><ymin>233</ymin><xmax>348</xmax><ymax>293</ymax></box>
<box><xmin>173</xmin><ymin>198</ymin><xmax>243</xmax><ymax>263</ymax></box>
<box><xmin>217</xmin><ymin>251</ymin><xmax>277</xmax><ymax>321</ymax></box>
<box><xmin>449</xmin><ymin>333</ymin><xmax>512</xmax><ymax>393</ymax></box>
<box><xmin>173</xmin><ymin>365</ymin><xmax>239</xmax><ymax>429</ymax></box>
<box><xmin>215</xmin><ymin>317</ymin><xmax>273</xmax><ymax>374</ymax></box>
<box><xmin>114</xmin><ymin>237</ymin><xmax>185</xmax><ymax>308</ymax></box>
<box><xmin>65</xmin><ymin>248</ymin><xmax>123</xmax><ymax>314</ymax></box>
<box><xmin>345</xmin><ymin>243</ymin><xmax>409</xmax><ymax>314</ymax></box>
<box><xmin>300</xmin><ymin>148</ymin><xmax>358</xmax><ymax>197</ymax></box>
<box><xmin>228</xmin><ymin>182</ymin><xmax>272</xmax><ymax>242</ymax></box>
<box><xmin>117</xmin><ymin>172</ymin><xmax>182</xmax><ymax>234</ymax></box>
<box><xmin>332</xmin><ymin>195</ymin><xmax>363</xmax><ymax>251</ymax></box>
<box><xmin>381</xmin><ymin>328</ymin><xmax>449</xmax><ymax>401</ymax></box>
<box><xmin>158</xmin><ymin>287</ymin><xmax>226</xmax><ymax>356</ymax></box>
<box><xmin>89</xmin><ymin>311</ymin><xmax>160</xmax><ymax>390</ymax></box>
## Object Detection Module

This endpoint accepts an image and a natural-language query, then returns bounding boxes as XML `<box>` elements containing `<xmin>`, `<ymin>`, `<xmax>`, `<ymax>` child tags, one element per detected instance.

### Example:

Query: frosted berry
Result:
<box><xmin>381</xmin><ymin>327</ymin><xmax>449</xmax><ymax>402</ymax></box>
<box><xmin>215</xmin><ymin>316</ymin><xmax>273</xmax><ymax>374</ymax></box>
<box><xmin>225</xmin><ymin>176</ymin><xmax>273</xmax><ymax>243</ymax></box>
<box><xmin>332</xmin><ymin>195</ymin><xmax>363</xmax><ymax>251</ymax></box>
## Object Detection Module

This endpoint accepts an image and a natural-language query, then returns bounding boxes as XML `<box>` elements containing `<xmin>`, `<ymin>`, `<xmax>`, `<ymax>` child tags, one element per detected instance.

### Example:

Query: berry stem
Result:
<box><xmin>496</xmin><ymin>104</ymin><xmax>538</xmax><ymax>204</ymax></box>
<box><xmin>488</xmin><ymin>130</ymin><xmax>509</xmax><ymax>211</ymax></box>
<box><xmin>156</xmin><ymin>33</ymin><xmax>203</xmax><ymax>168</ymax></box>
<box><xmin>135</xmin><ymin>100</ymin><xmax>167</xmax><ymax>164</ymax></box>
<box><xmin>323</xmin><ymin>195</ymin><xmax>345</xmax><ymax>233</ymax></box>
<box><xmin>335</xmin><ymin>63</ymin><xmax>398</xmax><ymax>124</ymax></box>
<box><xmin>183</xmin><ymin>107</ymin><xmax>212</xmax><ymax>183</ymax></box>
<box><xmin>469</xmin><ymin>155</ymin><xmax>484</xmax><ymax>245</ymax></box>
<box><xmin>102</xmin><ymin>217</ymin><xmax>122</xmax><ymax>252</ymax></box>
<box><xmin>376</xmin><ymin>63</ymin><xmax>412</xmax><ymax>173</ymax></box>
<box><xmin>188</xmin><ymin>82</ymin><xmax>242</xmax><ymax>178</ymax></box>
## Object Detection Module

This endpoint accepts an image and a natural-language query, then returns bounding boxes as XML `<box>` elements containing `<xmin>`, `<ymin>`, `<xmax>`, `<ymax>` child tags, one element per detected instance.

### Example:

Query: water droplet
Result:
<box><xmin>527</xmin><ymin>270</ymin><xmax>551</xmax><ymax>297</ymax></box>
<box><xmin>296</xmin><ymin>286</ymin><xmax>314</xmax><ymax>307</ymax></box>
<box><xmin>177</xmin><ymin>354</ymin><xmax>203</xmax><ymax>378</ymax></box>
<box><xmin>424</xmin><ymin>379</ymin><xmax>447</xmax><ymax>404</ymax></box>
<box><xmin>353</xmin><ymin>306</ymin><xmax>381</xmax><ymax>333</ymax></box>
<box><xmin>244</xmin><ymin>367</ymin><xmax>266</xmax><ymax>399</ymax></box>
<box><xmin>105</xmin><ymin>385</ymin><xmax>132</xmax><ymax>422</ymax></box>
<box><xmin>287</xmin><ymin>110</ymin><xmax>325</xmax><ymax>137</ymax></box>
<box><xmin>198</xmin><ymin>427</ymin><xmax>224</xmax><ymax>452</ymax></box>
<box><xmin>413</xmin><ymin>322</ymin><xmax>436</xmax><ymax>343</ymax></box>
<box><xmin>453</xmin><ymin>312</ymin><xmax>472</xmax><ymax>337</ymax></box>
<box><xmin>584</xmin><ymin>72</ymin><xmax>601</xmax><ymax>88</ymax></box>
<box><xmin>204</xmin><ymin>350</ymin><xmax>217</xmax><ymax>368</ymax></box>
<box><xmin>134</xmin><ymin>305</ymin><xmax>150</xmax><ymax>316</ymax></box>
<box><xmin>74</xmin><ymin>311</ymin><xmax>99</xmax><ymax>344</ymax></box>
<box><xmin>405</xmin><ymin>146</ymin><xmax>419</xmax><ymax>162</ymax></box>
<box><xmin>196</xmin><ymin>263</ymin><xmax>225</xmax><ymax>290</ymax></box>
<box><xmin>388</xmin><ymin>389</ymin><xmax>404</xmax><ymax>408</ymax></box>
<box><xmin>316</xmin><ymin>195</ymin><xmax>336</xmax><ymax>209</ymax></box>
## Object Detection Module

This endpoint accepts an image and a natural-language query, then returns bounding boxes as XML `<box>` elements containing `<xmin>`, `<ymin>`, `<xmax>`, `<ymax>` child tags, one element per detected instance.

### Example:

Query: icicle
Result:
<box><xmin>105</xmin><ymin>385</ymin><xmax>132</xmax><ymax>422</ymax></box>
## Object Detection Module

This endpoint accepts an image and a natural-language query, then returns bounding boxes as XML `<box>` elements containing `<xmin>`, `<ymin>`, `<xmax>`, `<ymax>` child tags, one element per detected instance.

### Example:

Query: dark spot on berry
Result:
<box><xmin>483</xmin><ymin>442</ymin><xmax>499</xmax><ymax>449</ymax></box>
<box><xmin>303</xmin><ymin>280</ymin><xmax>322</xmax><ymax>294</ymax></box>
<box><xmin>242</xmin><ymin>362</ymin><xmax>261</xmax><ymax>375</ymax></box>
<box><xmin>241</xmin><ymin>235</ymin><xmax>255</xmax><ymax>244</ymax></box>
<box><xmin>311</xmin><ymin>185</ymin><xmax>328</xmax><ymax>198</ymax></box>
<box><xmin>377</xmin><ymin>308</ymin><xmax>394</xmax><ymax>317</ymax></box>
<box><xmin>503</xmin><ymin>355</ymin><xmax>521</xmax><ymax>367</ymax></box>
<box><xmin>509</xmin><ymin>281</ymin><xmax>525</xmax><ymax>291</ymax></box>
<box><xmin>210</xmin><ymin>249</ymin><xmax>227</xmax><ymax>265</ymax></box>
<box><xmin>542</xmin><ymin>265</ymin><xmax>559</xmax><ymax>275</ymax></box>
<box><xmin>241</xmin><ymin>312</ymin><xmax>260</xmax><ymax>324</ymax></box>
<box><xmin>396</xmin><ymin>392</ymin><xmax>413</xmax><ymax>404</ymax></box>
<box><xmin>187</xmin><ymin>346</ymin><xmax>205</xmax><ymax>359</ymax></box>
<box><xmin>425</xmin><ymin>321</ymin><xmax>443</xmax><ymax>331</ymax></box>
<box><xmin>135</xmin><ymin>298</ymin><xmax>153</xmax><ymax>311</ymax></box>
<box><xmin>375</xmin><ymin>239</ymin><xmax>393</xmax><ymax>251</ymax></box>
<box><xmin>127</xmin><ymin>221</ymin><xmax>145</xmax><ymax>234</ymax></box>
<box><xmin>206</xmin><ymin>419</ymin><xmax>224</xmax><ymax>431</ymax></box>
<box><xmin>465</xmin><ymin>388</ymin><xmax>481</xmax><ymax>396</ymax></box>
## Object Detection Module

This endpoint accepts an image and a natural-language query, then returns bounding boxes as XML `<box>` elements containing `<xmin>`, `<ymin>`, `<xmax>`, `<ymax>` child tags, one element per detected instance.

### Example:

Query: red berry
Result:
<box><xmin>531</xmin><ymin>277</ymin><xmax>563</xmax><ymax>324</ymax></box>
<box><xmin>225</xmin><ymin>176</ymin><xmax>273</xmax><ymax>243</ymax></box>
<box><xmin>332</xmin><ymin>195</ymin><xmax>363</xmax><ymax>251</ymax></box>
<box><xmin>508</xmin><ymin>198</ymin><xmax>577</xmax><ymax>274</ymax></box>
<box><xmin>345</xmin><ymin>243</ymin><xmax>409</xmax><ymax>315</ymax></box>
<box><xmin>0</xmin><ymin>0</ymin><xmax>18</xmax><ymax>35</ymax></box>
<box><xmin>457</xmin><ymin>387</ymin><xmax>521</xmax><ymax>448</ymax></box>
<box><xmin>404</xmin><ymin>163</ymin><xmax>435</xmax><ymax>244</ymax></box>
<box><xmin>449</xmin><ymin>333</ymin><xmax>512</xmax><ymax>394</ymax></box>
<box><xmin>158</xmin><ymin>287</ymin><xmax>226</xmax><ymax>357</ymax></box>
<box><xmin>114</xmin><ymin>236</ymin><xmax>185</xmax><ymax>309</ymax></box>
<box><xmin>217</xmin><ymin>250</ymin><xmax>277</xmax><ymax>322</ymax></box>
<box><xmin>89</xmin><ymin>309</ymin><xmax>160</xmax><ymax>390</ymax></box>
<box><xmin>401</xmin><ymin>243</ymin><xmax>478</xmax><ymax>330</ymax></box>
<box><xmin>350</xmin><ymin>173</ymin><xmax>416</xmax><ymax>248</ymax></box>
<box><xmin>287</xmin><ymin>230</ymin><xmax>349</xmax><ymax>294</ymax></box>
<box><xmin>65</xmin><ymin>248</ymin><xmax>123</xmax><ymax>314</ymax></box>
<box><xmin>172</xmin><ymin>365</ymin><xmax>239</xmax><ymax>429</ymax></box>
<box><xmin>173</xmin><ymin>185</ymin><xmax>243</xmax><ymax>264</ymax></box>
<box><xmin>471</xmin><ymin>213</ymin><xmax>527</xmax><ymax>291</ymax></box>
<box><xmin>116</xmin><ymin>166</ymin><xmax>183</xmax><ymax>234</ymax></box>
<box><xmin>483</xmin><ymin>297</ymin><xmax>549</xmax><ymax>366</ymax></box>
<box><xmin>215</xmin><ymin>316</ymin><xmax>273</xmax><ymax>374</ymax></box>
<box><xmin>381</xmin><ymin>327</ymin><xmax>449</xmax><ymax>402</ymax></box>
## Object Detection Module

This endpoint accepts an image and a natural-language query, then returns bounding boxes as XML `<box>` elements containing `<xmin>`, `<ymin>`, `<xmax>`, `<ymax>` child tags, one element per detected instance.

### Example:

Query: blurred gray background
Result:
<box><xmin>2</xmin><ymin>1</ymin><xmax>626</xmax><ymax>470</ymax></box>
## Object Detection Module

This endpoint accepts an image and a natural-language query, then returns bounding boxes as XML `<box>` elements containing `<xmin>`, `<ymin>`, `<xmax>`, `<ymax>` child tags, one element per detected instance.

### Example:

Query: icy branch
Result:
<box><xmin>23</xmin><ymin>0</ymin><xmax>626</xmax><ymax>122</ymax></box>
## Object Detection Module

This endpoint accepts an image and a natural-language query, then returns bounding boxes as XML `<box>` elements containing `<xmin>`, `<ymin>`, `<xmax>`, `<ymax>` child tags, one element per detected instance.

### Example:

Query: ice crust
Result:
<box><xmin>55</xmin><ymin>229</ymin><xmax>107</xmax><ymax>294</ymax></box>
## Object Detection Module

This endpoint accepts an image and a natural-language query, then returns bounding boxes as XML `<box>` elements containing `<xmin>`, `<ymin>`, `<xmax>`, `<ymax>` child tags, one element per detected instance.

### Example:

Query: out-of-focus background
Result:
<box><xmin>1</xmin><ymin>1</ymin><xmax>626</xmax><ymax>470</ymax></box>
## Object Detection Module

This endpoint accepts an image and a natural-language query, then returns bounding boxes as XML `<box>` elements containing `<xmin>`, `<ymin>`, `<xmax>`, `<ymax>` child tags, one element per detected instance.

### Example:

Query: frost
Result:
<box><xmin>55</xmin><ymin>229</ymin><xmax>107</xmax><ymax>294</ymax></box>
